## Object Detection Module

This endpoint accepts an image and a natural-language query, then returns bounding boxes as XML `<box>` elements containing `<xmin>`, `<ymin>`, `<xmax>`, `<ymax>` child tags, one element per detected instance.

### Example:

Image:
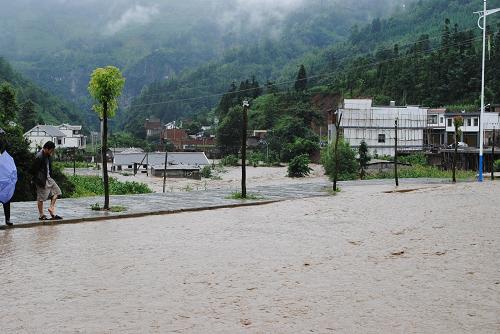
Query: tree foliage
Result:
<box><xmin>321</xmin><ymin>140</ymin><xmax>359</xmax><ymax>181</ymax></box>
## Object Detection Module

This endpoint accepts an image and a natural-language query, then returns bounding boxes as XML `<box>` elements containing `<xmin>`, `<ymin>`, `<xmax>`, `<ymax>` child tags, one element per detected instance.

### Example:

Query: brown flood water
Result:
<box><xmin>0</xmin><ymin>182</ymin><xmax>499</xmax><ymax>333</ymax></box>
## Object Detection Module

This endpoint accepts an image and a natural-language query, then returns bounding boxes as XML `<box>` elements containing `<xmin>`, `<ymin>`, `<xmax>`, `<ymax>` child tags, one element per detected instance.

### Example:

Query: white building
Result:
<box><xmin>24</xmin><ymin>124</ymin><xmax>86</xmax><ymax>151</ymax></box>
<box><xmin>328</xmin><ymin>99</ymin><xmax>427</xmax><ymax>156</ymax></box>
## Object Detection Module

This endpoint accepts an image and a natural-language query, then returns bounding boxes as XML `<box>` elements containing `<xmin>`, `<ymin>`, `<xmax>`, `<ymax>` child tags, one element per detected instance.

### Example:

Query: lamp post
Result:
<box><xmin>241</xmin><ymin>100</ymin><xmax>249</xmax><ymax>198</ymax></box>
<box><xmin>475</xmin><ymin>1</ymin><xmax>500</xmax><ymax>182</ymax></box>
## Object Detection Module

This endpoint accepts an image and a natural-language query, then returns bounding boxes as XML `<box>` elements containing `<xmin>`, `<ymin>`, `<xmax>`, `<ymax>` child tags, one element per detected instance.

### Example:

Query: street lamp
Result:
<box><xmin>475</xmin><ymin>0</ymin><xmax>500</xmax><ymax>182</ymax></box>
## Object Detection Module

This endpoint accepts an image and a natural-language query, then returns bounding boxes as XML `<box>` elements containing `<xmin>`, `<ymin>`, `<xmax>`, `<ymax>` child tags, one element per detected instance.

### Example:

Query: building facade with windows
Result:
<box><xmin>24</xmin><ymin>124</ymin><xmax>86</xmax><ymax>151</ymax></box>
<box><xmin>328</xmin><ymin>99</ymin><xmax>427</xmax><ymax>156</ymax></box>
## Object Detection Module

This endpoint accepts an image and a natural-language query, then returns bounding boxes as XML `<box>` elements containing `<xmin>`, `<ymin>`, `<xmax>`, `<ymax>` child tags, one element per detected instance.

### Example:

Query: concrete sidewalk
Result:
<box><xmin>1</xmin><ymin>182</ymin><xmax>332</xmax><ymax>229</ymax></box>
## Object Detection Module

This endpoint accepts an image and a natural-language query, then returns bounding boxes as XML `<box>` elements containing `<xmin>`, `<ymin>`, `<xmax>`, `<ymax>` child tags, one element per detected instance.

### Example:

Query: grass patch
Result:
<box><xmin>69</xmin><ymin>175</ymin><xmax>152</xmax><ymax>198</ymax></box>
<box><xmin>226</xmin><ymin>192</ymin><xmax>264</xmax><ymax>200</ymax></box>
<box><xmin>90</xmin><ymin>203</ymin><xmax>127</xmax><ymax>212</ymax></box>
<box><xmin>325</xmin><ymin>187</ymin><xmax>342</xmax><ymax>196</ymax></box>
<box><xmin>365</xmin><ymin>165</ymin><xmax>475</xmax><ymax>180</ymax></box>
<box><xmin>54</xmin><ymin>161</ymin><xmax>94</xmax><ymax>169</ymax></box>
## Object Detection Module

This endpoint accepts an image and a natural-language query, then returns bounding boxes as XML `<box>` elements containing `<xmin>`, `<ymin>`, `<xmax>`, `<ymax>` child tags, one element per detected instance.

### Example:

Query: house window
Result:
<box><xmin>467</xmin><ymin>118</ymin><xmax>472</xmax><ymax>127</ymax></box>
<box><xmin>57</xmin><ymin>139</ymin><xmax>62</xmax><ymax>145</ymax></box>
<box><xmin>427</xmin><ymin>115</ymin><xmax>438</xmax><ymax>125</ymax></box>
<box><xmin>378</xmin><ymin>134</ymin><xmax>386</xmax><ymax>143</ymax></box>
<box><xmin>474</xmin><ymin>118</ymin><xmax>478</xmax><ymax>126</ymax></box>
<box><xmin>440</xmin><ymin>117</ymin><xmax>444</xmax><ymax>124</ymax></box>
<box><xmin>448</xmin><ymin>119</ymin><xmax>453</xmax><ymax>127</ymax></box>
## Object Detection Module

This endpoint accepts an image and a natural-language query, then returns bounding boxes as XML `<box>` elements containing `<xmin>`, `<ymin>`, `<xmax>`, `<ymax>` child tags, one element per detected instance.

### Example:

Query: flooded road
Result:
<box><xmin>1</xmin><ymin>182</ymin><xmax>499</xmax><ymax>333</ymax></box>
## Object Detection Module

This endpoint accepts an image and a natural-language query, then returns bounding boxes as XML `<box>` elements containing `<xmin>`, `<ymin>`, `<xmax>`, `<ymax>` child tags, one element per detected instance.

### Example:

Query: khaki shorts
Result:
<box><xmin>36</xmin><ymin>178</ymin><xmax>62</xmax><ymax>202</ymax></box>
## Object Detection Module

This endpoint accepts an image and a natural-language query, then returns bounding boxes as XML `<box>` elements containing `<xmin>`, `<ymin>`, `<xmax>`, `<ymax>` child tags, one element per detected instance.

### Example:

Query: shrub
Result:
<box><xmin>494</xmin><ymin>160</ymin><xmax>500</xmax><ymax>172</ymax></box>
<box><xmin>282</xmin><ymin>138</ymin><xmax>319</xmax><ymax>162</ymax></box>
<box><xmin>398</xmin><ymin>153</ymin><xmax>427</xmax><ymax>166</ymax></box>
<box><xmin>248</xmin><ymin>151</ymin><xmax>265</xmax><ymax>167</ymax></box>
<box><xmin>201</xmin><ymin>165</ymin><xmax>212</xmax><ymax>178</ymax></box>
<box><xmin>287</xmin><ymin>154</ymin><xmax>313</xmax><ymax>178</ymax></box>
<box><xmin>321</xmin><ymin>140</ymin><xmax>359</xmax><ymax>181</ymax></box>
<box><xmin>220</xmin><ymin>154</ymin><xmax>238</xmax><ymax>166</ymax></box>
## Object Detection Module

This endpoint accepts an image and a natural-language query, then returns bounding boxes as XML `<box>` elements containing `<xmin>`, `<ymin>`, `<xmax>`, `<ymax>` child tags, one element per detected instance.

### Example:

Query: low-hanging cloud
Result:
<box><xmin>106</xmin><ymin>4</ymin><xmax>159</xmax><ymax>35</ymax></box>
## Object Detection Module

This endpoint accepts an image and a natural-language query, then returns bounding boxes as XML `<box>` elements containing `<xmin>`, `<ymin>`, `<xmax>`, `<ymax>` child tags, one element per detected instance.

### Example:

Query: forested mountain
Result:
<box><xmin>0</xmin><ymin>57</ymin><xmax>82</xmax><ymax>128</ymax></box>
<box><xmin>0</xmin><ymin>0</ymin><xmax>408</xmax><ymax>128</ymax></box>
<box><xmin>118</xmin><ymin>0</ymin><xmax>500</xmax><ymax>137</ymax></box>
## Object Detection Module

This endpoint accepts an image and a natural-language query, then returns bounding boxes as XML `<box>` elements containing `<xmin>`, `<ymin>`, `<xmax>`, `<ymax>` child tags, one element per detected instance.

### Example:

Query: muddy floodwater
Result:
<box><xmin>0</xmin><ymin>182</ymin><xmax>499</xmax><ymax>333</ymax></box>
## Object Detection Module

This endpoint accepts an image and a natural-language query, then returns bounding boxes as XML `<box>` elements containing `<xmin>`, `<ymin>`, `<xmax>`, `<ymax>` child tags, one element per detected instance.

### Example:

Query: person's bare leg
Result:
<box><xmin>48</xmin><ymin>196</ymin><xmax>57</xmax><ymax>216</ymax></box>
<box><xmin>38</xmin><ymin>201</ymin><xmax>44</xmax><ymax>218</ymax></box>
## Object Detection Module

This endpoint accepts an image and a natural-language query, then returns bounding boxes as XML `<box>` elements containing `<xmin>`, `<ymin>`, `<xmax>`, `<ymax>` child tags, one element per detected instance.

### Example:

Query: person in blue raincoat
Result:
<box><xmin>0</xmin><ymin>128</ymin><xmax>16</xmax><ymax>226</ymax></box>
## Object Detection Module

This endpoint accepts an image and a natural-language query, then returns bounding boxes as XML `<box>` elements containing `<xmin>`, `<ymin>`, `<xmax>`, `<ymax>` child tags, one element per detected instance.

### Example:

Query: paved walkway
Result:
<box><xmin>2</xmin><ymin>178</ymin><xmax>462</xmax><ymax>229</ymax></box>
<box><xmin>2</xmin><ymin>182</ymin><xmax>332</xmax><ymax>229</ymax></box>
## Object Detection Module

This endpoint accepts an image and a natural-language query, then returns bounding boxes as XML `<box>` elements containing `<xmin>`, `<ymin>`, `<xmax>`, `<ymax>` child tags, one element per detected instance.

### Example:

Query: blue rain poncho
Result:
<box><xmin>0</xmin><ymin>151</ymin><xmax>17</xmax><ymax>204</ymax></box>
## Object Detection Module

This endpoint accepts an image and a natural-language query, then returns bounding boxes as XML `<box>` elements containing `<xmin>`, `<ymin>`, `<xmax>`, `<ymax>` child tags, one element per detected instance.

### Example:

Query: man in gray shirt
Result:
<box><xmin>32</xmin><ymin>141</ymin><xmax>62</xmax><ymax>220</ymax></box>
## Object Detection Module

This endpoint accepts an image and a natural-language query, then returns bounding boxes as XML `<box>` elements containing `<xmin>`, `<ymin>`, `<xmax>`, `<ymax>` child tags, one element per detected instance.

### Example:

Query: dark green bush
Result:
<box><xmin>494</xmin><ymin>160</ymin><xmax>500</xmax><ymax>172</ymax></box>
<box><xmin>201</xmin><ymin>165</ymin><xmax>212</xmax><ymax>178</ymax></box>
<box><xmin>287</xmin><ymin>154</ymin><xmax>313</xmax><ymax>178</ymax></box>
<box><xmin>220</xmin><ymin>154</ymin><xmax>238</xmax><ymax>166</ymax></box>
<box><xmin>321</xmin><ymin>140</ymin><xmax>359</xmax><ymax>181</ymax></box>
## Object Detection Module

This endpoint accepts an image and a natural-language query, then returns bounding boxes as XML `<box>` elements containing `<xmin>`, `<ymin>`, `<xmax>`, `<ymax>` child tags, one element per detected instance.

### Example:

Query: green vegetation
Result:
<box><xmin>494</xmin><ymin>160</ymin><xmax>500</xmax><ymax>172</ymax></box>
<box><xmin>201</xmin><ymin>165</ymin><xmax>212</xmax><ymax>178</ymax></box>
<box><xmin>321</xmin><ymin>140</ymin><xmax>359</xmax><ymax>181</ymax></box>
<box><xmin>88</xmin><ymin>66</ymin><xmax>126</xmax><ymax>209</ymax></box>
<box><xmin>220</xmin><ymin>155</ymin><xmax>239</xmax><ymax>167</ymax></box>
<box><xmin>0</xmin><ymin>58</ymin><xmax>83</xmax><ymax>128</ymax></box>
<box><xmin>226</xmin><ymin>192</ymin><xmax>263</xmax><ymax>200</ymax></box>
<box><xmin>287</xmin><ymin>155</ymin><xmax>313</xmax><ymax>178</ymax></box>
<box><xmin>53</xmin><ymin>161</ymin><xmax>94</xmax><ymax>169</ymax></box>
<box><xmin>68</xmin><ymin>175</ymin><xmax>152</xmax><ymax>198</ymax></box>
<box><xmin>90</xmin><ymin>203</ymin><xmax>127</xmax><ymax>212</ymax></box>
<box><xmin>366</xmin><ymin>165</ymin><xmax>475</xmax><ymax>180</ymax></box>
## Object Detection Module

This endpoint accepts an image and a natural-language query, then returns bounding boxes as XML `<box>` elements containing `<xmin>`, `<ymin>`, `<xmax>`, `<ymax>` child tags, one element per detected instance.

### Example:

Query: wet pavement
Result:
<box><xmin>2</xmin><ymin>179</ymin><xmax>458</xmax><ymax>229</ymax></box>
<box><xmin>2</xmin><ymin>182</ymin><xmax>331</xmax><ymax>228</ymax></box>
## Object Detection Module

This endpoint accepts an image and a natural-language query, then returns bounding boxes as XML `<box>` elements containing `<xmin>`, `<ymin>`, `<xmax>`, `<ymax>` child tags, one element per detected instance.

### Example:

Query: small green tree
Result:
<box><xmin>19</xmin><ymin>99</ymin><xmax>37</xmax><ymax>131</ymax></box>
<box><xmin>0</xmin><ymin>82</ymin><xmax>18</xmax><ymax>125</ymax></box>
<box><xmin>294</xmin><ymin>64</ymin><xmax>308</xmax><ymax>92</ymax></box>
<box><xmin>321</xmin><ymin>139</ymin><xmax>359</xmax><ymax>181</ymax></box>
<box><xmin>358</xmin><ymin>140</ymin><xmax>371</xmax><ymax>179</ymax></box>
<box><xmin>88</xmin><ymin>66</ymin><xmax>125</xmax><ymax>209</ymax></box>
<box><xmin>288</xmin><ymin>154</ymin><xmax>313</xmax><ymax>178</ymax></box>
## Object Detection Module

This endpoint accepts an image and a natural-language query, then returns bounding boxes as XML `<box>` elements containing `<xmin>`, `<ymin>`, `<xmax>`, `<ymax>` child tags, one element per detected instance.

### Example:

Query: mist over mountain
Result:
<box><xmin>0</xmin><ymin>0</ymin><xmax>410</xmax><ymax>128</ymax></box>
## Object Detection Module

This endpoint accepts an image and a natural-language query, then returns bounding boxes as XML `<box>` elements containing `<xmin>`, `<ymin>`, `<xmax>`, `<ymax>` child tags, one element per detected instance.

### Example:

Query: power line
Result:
<box><xmin>126</xmin><ymin>35</ymin><xmax>486</xmax><ymax>109</ymax></box>
<box><xmin>126</xmin><ymin>25</ymin><xmax>485</xmax><ymax>101</ymax></box>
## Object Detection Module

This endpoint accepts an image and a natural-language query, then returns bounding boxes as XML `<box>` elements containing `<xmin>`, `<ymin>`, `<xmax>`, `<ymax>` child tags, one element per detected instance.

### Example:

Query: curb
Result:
<box><xmin>0</xmin><ymin>199</ymin><xmax>283</xmax><ymax>230</ymax></box>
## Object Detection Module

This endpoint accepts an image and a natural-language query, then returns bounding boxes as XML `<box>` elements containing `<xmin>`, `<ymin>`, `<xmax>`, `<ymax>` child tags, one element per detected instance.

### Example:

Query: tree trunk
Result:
<box><xmin>452</xmin><ymin>132</ymin><xmax>458</xmax><ymax>183</ymax></box>
<box><xmin>394</xmin><ymin>119</ymin><xmax>399</xmax><ymax>187</ymax></box>
<box><xmin>333</xmin><ymin>113</ymin><xmax>342</xmax><ymax>192</ymax></box>
<box><xmin>102</xmin><ymin>102</ymin><xmax>110</xmax><ymax>209</ymax></box>
<box><xmin>241</xmin><ymin>105</ymin><xmax>248</xmax><ymax>198</ymax></box>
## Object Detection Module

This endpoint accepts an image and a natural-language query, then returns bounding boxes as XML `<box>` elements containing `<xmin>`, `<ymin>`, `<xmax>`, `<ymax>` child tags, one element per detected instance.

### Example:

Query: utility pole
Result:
<box><xmin>333</xmin><ymin>110</ymin><xmax>342</xmax><ymax>192</ymax></box>
<box><xmin>492</xmin><ymin>126</ymin><xmax>496</xmax><ymax>180</ymax></box>
<box><xmin>475</xmin><ymin>1</ymin><xmax>500</xmax><ymax>181</ymax></box>
<box><xmin>394</xmin><ymin>118</ymin><xmax>399</xmax><ymax>187</ymax></box>
<box><xmin>241</xmin><ymin>100</ymin><xmax>249</xmax><ymax>198</ymax></box>
<box><xmin>163</xmin><ymin>131</ymin><xmax>169</xmax><ymax>193</ymax></box>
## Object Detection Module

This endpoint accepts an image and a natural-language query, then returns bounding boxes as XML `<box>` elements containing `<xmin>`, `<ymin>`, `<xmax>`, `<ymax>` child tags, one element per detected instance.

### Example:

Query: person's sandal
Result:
<box><xmin>5</xmin><ymin>220</ymin><xmax>13</xmax><ymax>226</ymax></box>
<box><xmin>39</xmin><ymin>215</ymin><xmax>49</xmax><ymax>221</ymax></box>
<box><xmin>50</xmin><ymin>215</ymin><xmax>63</xmax><ymax>220</ymax></box>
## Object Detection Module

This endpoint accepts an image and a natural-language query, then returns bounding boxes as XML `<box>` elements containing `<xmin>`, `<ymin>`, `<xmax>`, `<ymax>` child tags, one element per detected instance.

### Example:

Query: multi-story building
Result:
<box><xmin>24</xmin><ymin>124</ymin><xmax>86</xmax><ymax>151</ymax></box>
<box><xmin>328</xmin><ymin>99</ymin><xmax>427</xmax><ymax>156</ymax></box>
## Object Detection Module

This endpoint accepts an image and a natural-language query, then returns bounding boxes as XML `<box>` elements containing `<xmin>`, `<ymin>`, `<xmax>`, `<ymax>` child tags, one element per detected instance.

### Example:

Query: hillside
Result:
<box><xmin>117</xmin><ymin>0</ymin><xmax>500</xmax><ymax>137</ymax></box>
<box><xmin>0</xmin><ymin>0</ymin><xmax>408</xmax><ymax>129</ymax></box>
<box><xmin>0</xmin><ymin>57</ymin><xmax>83</xmax><ymax>128</ymax></box>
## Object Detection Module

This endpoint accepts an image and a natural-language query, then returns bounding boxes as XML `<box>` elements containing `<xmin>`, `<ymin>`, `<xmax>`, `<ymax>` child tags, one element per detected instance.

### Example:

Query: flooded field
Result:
<box><xmin>0</xmin><ymin>181</ymin><xmax>499</xmax><ymax>333</ymax></box>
